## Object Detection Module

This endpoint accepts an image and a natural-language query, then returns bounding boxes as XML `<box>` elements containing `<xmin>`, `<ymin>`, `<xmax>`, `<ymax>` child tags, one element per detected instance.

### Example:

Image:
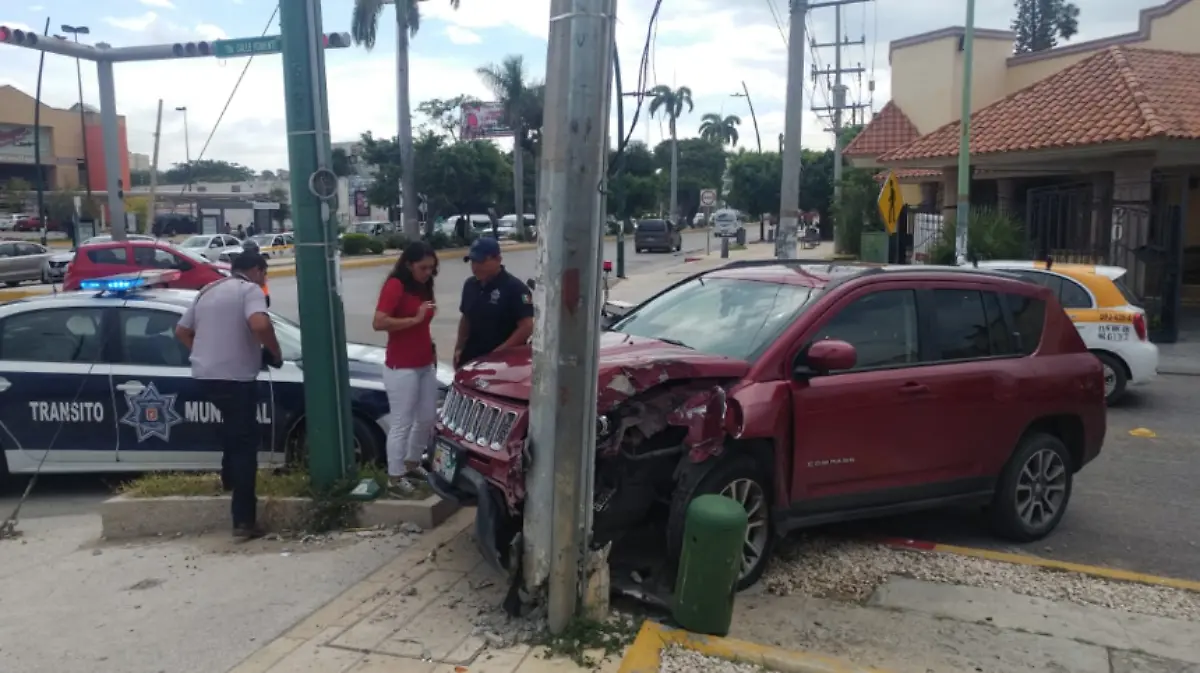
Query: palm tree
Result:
<box><xmin>648</xmin><ymin>85</ymin><xmax>693</xmax><ymax>224</ymax></box>
<box><xmin>699</xmin><ymin>113</ymin><xmax>741</xmax><ymax>148</ymax></box>
<box><xmin>477</xmin><ymin>55</ymin><xmax>543</xmax><ymax>238</ymax></box>
<box><xmin>351</xmin><ymin>0</ymin><xmax>461</xmax><ymax>238</ymax></box>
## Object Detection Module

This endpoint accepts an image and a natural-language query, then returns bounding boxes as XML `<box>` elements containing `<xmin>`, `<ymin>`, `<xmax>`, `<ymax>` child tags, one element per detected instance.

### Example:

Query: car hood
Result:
<box><xmin>454</xmin><ymin>331</ymin><xmax>750</xmax><ymax>407</ymax></box>
<box><xmin>343</xmin><ymin>343</ymin><xmax>455</xmax><ymax>389</ymax></box>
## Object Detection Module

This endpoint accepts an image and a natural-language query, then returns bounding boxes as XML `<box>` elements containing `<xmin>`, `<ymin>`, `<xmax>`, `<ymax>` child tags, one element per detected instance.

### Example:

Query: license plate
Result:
<box><xmin>431</xmin><ymin>440</ymin><xmax>460</xmax><ymax>482</ymax></box>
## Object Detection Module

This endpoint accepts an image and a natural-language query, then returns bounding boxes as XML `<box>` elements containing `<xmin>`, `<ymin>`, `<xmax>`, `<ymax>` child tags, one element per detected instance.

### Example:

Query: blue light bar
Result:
<box><xmin>79</xmin><ymin>270</ymin><xmax>182</xmax><ymax>294</ymax></box>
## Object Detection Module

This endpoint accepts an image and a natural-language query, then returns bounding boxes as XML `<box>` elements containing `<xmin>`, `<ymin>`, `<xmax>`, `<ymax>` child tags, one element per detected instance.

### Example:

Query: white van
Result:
<box><xmin>712</xmin><ymin>208</ymin><xmax>741</xmax><ymax>238</ymax></box>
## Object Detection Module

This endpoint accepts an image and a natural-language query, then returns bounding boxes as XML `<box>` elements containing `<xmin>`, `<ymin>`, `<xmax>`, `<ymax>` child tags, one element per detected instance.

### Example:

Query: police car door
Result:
<box><xmin>110</xmin><ymin>305</ymin><xmax>222</xmax><ymax>468</ymax></box>
<box><xmin>0</xmin><ymin>303</ymin><xmax>116</xmax><ymax>471</ymax></box>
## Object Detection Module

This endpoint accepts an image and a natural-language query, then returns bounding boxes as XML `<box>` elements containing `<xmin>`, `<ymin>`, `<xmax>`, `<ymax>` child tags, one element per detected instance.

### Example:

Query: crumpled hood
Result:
<box><xmin>454</xmin><ymin>331</ymin><xmax>750</xmax><ymax>408</ymax></box>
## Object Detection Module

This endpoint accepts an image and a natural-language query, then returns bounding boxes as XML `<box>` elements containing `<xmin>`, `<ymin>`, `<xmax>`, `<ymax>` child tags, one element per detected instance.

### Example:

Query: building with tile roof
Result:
<box><xmin>846</xmin><ymin>0</ymin><xmax>1200</xmax><ymax>342</ymax></box>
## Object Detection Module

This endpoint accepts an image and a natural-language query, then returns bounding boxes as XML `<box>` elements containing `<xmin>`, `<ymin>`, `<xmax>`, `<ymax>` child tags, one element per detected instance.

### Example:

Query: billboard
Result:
<box><xmin>0</xmin><ymin>124</ymin><xmax>52</xmax><ymax>164</ymax></box>
<box><xmin>354</xmin><ymin>190</ymin><xmax>370</xmax><ymax>217</ymax></box>
<box><xmin>460</xmin><ymin>102</ymin><xmax>512</xmax><ymax>140</ymax></box>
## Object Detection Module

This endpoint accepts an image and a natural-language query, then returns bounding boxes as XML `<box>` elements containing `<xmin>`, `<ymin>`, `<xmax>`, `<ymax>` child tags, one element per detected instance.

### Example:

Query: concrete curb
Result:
<box><xmin>618</xmin><ymin>621</ymin><xmax>886</xmax><ymax>673</ymax></box>
<box><xmin>877</xmin><ymin>537</ymin><xmax>1200</xmax><ymax>593</ymax></box>
<box><xmin>99</xmin><ymin>493</ymin><xmax>458</xmax><ymax>540</ymax></box>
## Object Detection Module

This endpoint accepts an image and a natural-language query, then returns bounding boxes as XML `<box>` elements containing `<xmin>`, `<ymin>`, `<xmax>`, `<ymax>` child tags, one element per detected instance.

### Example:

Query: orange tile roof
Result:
<box><xmin>880</xmin><ymin>46</ymin><xmax>1200</xmax><ymax>163</ymax></box>
<box><xmin>873</xmin><ymin>168</ymin><xmax>942</xmax><ymax>182</ymax></box>
<box><xmin>843</xmin><ymin>101</ymin><xmax>921</xmax><ymax>158</ymax></box>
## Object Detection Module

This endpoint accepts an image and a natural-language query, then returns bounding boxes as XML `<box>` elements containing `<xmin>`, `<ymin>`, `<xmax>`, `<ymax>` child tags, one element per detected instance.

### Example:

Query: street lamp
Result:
<box><xmin>731</xmin><ymin>81</ymin><xmax>763</xmax><ymax>153</ymax></box>
<box><xmin>175</xmin><ymin>106</ymin><xmax>191</xmax><ymax>192</ymax></box>
<box><xmin>61</xmin><ymin>24</ymin><xmax>92</xmax><ymax>202</ymax></box>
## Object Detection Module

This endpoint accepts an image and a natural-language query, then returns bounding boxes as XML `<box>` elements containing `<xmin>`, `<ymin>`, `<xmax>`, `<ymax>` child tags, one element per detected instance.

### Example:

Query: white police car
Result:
<box><xmin>0</xmin><ymin>271</ymin><xmax>454</xmax><ymax>479</ymax></box>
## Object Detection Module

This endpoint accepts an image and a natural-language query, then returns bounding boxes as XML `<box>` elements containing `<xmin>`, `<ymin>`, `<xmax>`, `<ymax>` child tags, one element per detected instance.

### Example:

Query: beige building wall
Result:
<box><xmin>0</xmin><ymin>85</ymin><xmax>92</xmax><ymax>189</ymax></box>
<box><xmin>889</xmin><ymin>36</ymin><xmax>959</xmax><ymax>135</ymax></box>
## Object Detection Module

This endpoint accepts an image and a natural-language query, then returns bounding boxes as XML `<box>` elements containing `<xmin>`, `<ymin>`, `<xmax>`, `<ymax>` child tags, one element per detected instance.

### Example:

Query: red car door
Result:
<box><xmin>787</xmin><ymin>284</ymin><xmax>950</xmax><ymax>503</ymax></box>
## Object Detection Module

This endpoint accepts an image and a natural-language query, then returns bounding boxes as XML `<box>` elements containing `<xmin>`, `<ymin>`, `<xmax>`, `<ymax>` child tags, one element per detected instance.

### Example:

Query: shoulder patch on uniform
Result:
<box><xmin>521</xmin><ymin>293</ymin><xmax>532</xmax><ymax>304</ymax></box>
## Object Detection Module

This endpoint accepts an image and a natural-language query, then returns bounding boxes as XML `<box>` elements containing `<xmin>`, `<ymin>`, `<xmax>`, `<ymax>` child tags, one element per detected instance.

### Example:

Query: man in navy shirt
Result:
<box><xmin>454</xmin><ymin>238</ymin><xmax>534</xmax><ymax>368</ymax></box>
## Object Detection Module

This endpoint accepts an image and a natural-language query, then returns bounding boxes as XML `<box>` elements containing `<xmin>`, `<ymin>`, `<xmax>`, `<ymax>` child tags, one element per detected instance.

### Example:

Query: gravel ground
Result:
<box><xmin>658</xmin><ymin>646</ymin><xmax>767</xmax><ymax>673</ymax></box>
<box><xmin>762</xmin><ymin>536</ymin><xmax>1200</xmax><ymax>622</ymax></box>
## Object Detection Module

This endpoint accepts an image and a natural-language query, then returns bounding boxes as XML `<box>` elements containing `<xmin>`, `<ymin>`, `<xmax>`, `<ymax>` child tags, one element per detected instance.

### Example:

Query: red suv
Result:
<box><xmin>64</xmin><ymin>240</ymin><xmax>230</xmax><ymax>291</ymax></box>
<box><xmin>428</xmin><ymin>261</ymin><xmax>1107</xmax><ymax>589</ymax></box>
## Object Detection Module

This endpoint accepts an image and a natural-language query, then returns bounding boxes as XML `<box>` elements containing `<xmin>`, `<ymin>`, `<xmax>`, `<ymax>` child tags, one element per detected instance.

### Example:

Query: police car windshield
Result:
<box><xmin>269</xmin><ymin>313</ymin><xmax>303</xmax><ymax>361</ymax></box>
<box><xmin>180</xmin><ymin>236</ymin><xmax>209</xmax><ymax>248</ymax></box>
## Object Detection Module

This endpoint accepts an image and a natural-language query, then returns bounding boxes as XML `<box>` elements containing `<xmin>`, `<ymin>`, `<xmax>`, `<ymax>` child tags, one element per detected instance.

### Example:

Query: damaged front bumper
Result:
<box><xmin>426</xmin><ymin>465</ymin><xmax>518</xmax><ymax>574</ymax></box>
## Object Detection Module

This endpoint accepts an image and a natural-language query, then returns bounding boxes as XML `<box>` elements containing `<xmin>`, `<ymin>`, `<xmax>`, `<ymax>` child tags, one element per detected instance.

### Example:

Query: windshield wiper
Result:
<box><xmin>656</xmin><ymin>337</ymin><xmax>693</xmax><ymax>349</ymax></box>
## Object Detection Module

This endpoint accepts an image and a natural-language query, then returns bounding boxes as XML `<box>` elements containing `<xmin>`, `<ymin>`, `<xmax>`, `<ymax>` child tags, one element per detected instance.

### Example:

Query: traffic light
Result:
<box><xmin>171</xmin><ymin>41</ymin><xmax>211</xmax><ymax>57</ymax></box>
<box><xmin>0</xmin><ymin>25</ymin><xmax>40</xmax><ymax>47</ymax></box>
<box><xmin>322</xmin><ymin>33</ymin><xmax>351</xmax><ymax>49</ymax></box>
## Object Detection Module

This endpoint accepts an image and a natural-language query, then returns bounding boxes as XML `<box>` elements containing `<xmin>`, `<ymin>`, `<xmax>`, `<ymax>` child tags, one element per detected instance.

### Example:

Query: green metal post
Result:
<box><xmin>616</xmin><ymin>224</ymin><xmax>626</xmax><ymax>278</ymax></box>
<box><xmin>279</xmin><ymin>0</ymin><xmax>356</xmax><ymax>488</ymax></box>
<box><xmin>955</xmin><ymin>0</ymin><xmax>976</xmax><ymax>263</ymax></box>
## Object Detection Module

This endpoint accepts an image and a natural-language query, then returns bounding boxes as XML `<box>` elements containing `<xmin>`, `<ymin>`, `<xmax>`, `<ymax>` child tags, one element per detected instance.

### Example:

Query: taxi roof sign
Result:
<box><xmin>79</xmin><ymin>270</ymin><xmax>181</xmax><ymax>294</ymax></box>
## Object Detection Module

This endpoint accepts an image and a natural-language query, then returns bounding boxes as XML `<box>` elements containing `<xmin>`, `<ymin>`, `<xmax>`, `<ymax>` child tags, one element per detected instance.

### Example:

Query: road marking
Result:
<box><xmin>1129</xmin><ymin>427</ymin><xmax>1157</xmax><ymax>438</ymax></box>
<box><xmin>878</xmin><ymin>537</ymin><xmax>1200</xmax><ymax>593</ymax></box>
<box><xmin>619</xmin><ymin>620</ymin><xmax>887</xmax><ymax>673</ymax></box>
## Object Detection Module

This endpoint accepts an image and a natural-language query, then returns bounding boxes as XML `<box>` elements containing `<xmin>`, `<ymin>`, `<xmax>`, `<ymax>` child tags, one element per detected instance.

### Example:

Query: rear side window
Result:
<box><xmin>931</xmin><ymin>290</ymin><xmax>992</xmax><ymax>360</ymax></box>
<box><xmin>87</xmin><ymin>247</ymin><xmax>128</xmax><ymax>265</ymax></box>
<box><xmin>1058</xmin><ymin>279</ymin><xmax>1092</xmax><ymax>309</ymax></box>
<box><xmin>0</xmin><ymin>308</ymin><xmax>105</xmax><ymax>363</ymax></box>
<box><xmin>1113</xmin><ymin>277</ymin><xmax>1141</xmax><ymax>307</ymax></box>
<box><xmin>1006</xmin><ymin>294</ymin><xmax>1046</xmax><ymax>355</ymax></box>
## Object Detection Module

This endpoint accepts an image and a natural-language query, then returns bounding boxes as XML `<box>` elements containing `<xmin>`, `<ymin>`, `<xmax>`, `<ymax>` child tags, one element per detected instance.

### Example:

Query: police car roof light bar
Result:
<box><xmin>78</xmin><ymin>270</ymin><xmax>182</xmax><ymax>294</ymax></box>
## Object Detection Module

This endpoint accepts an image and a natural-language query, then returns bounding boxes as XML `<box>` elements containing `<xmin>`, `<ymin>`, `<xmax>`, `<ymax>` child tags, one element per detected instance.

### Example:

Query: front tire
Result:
<box><xmin>1094</xmin><ymin>352</ymin><xmax>1128</xmax><ymax>405</ymax></box>
<box><xmin>667</xmin><ymin>454</ymin><xmax>774</xmax><ymax>590</ymax></box>
<box><xmin>989</xmin><ymin>432</ymin><xmax>1073</xmax><ymax>542</ymax></box>
<box><xmin>286</xmin><ymin>415</ymin><xmax>384</xmax><ymax>469</ymax></box>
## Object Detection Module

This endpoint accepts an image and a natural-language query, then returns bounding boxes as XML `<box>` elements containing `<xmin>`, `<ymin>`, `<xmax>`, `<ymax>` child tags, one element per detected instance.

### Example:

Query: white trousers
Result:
<box><xmin>382</xmin><ymin>364</ymin><xmax>438</xmax><ymax>476</ymax></box>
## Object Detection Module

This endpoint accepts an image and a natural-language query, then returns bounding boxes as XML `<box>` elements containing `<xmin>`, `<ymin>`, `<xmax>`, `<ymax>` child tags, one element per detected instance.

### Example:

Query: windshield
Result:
<box><xmin>181</xmin><ymin>236</ymin><xmax>208</xmax><ymax>248</ymax></box>
<box><xmin>611</xmin><ymin>277</ymin><xmax>816</xmax><ymax>360</ymax></box>
<box><xmin>270</xmin><ymin>313</ymin><xmax>304</xmax><ymax>361</ymax></box>
<box><xmin>638</xmin><ymin>220</ymin><xmax>666</xmax><ymax>232</ymax></box>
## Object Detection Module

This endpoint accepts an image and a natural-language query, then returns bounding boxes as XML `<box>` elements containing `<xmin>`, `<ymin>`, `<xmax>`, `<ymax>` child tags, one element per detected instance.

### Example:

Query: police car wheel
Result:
<box><xmin>286</xmin><ymin>416</ymin><xmax>384</xmax><ymax>467</ymax></box>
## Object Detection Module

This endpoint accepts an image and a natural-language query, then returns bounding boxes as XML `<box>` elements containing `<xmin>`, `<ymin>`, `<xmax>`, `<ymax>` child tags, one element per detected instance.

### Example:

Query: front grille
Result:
<box><xmin>439</xmin><ymin>387</ymin><xmax>519</xmax><ymax>450</ymax></box>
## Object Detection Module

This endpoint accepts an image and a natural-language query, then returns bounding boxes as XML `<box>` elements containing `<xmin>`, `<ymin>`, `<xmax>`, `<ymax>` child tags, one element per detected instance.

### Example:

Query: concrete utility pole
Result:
<box><xmin>525</xmin><ymin>0</ymin><xmax>616</xmax><ymax>635</ymax></box>
<box><xmin>148</xmin><ymin>99</ymin><xmax>162</xmax><ymax>228</ymax></box>
<box><xmin>808</xmin><ymin>0</ymin><xmax>871</xmax><ymax>253</ymax></box>
<box><xmin>731</xmin><ymin>81</ymin><xmax>762</xmax><ymax>153</ymax></box>
<box><xmin>776</xmin><ymin>0</ymin><xmax>808</xmax><ymax>259</ymax></box>
<box><xmin>395</xmin><ymin>0</ymin><xmax>418</xmax><ymax>237</ymax></box>
<box><xmin>279</xmin><ymin>0</ymin><xmax>356</xmax><ymax>487</ymax></box>
<box><xmin>956</xmin><ymin>0</ymin><xmax>976</xmax><ymax>263</ymax></box>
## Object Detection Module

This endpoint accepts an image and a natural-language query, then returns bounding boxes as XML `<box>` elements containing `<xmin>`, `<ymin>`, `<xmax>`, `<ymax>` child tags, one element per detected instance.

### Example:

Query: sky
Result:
<box><xmin>0</xmin><ymin>0</ymin><xmax>1170</xmax><ymax>174</ymax></box>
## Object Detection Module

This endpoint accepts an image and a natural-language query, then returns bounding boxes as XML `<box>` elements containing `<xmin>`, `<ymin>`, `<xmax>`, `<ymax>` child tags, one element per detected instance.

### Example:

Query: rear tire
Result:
<box><xmin>1094</xmin><ymin>352</ymin><xmax>1128</xmax><ymax>405</ymax></box>
<box><xmin>989</xmin><ymin>432</ymin><xmax>1073</xmax><ymax>542</ymax></box>
<box><xmin>286</xmin><ymin>415</ymin><xmax>385</xmax><ymax>469</ymax></box>
<box><xmin>667</xmin><ymin>454</ymin><xmax>774</xmax><ymax>590</ymax></box>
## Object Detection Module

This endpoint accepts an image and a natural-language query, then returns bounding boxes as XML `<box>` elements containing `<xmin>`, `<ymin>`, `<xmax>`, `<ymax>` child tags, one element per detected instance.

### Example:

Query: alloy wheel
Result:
<box><xmin>1015</xmin><ymin>448</ymin><xmax>1067</xmax><ymax>530</ymax></box>
<box><xmin>719</xmin><ymin>477</ymin><xmax>770</xmax><ymax>581</ymax></box>
<box><xmin>1102</xmin><ymin>363</ymin><xmax>1117</xmax><ymax>398</ymax></box>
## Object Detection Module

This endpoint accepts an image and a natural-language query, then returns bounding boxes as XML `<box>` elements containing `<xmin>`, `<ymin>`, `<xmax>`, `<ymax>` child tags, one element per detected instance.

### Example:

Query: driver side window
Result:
<box><xmin>808</xmin><ymin>290</ymin><xmax>919</xmax><ymax>371</ymax></box>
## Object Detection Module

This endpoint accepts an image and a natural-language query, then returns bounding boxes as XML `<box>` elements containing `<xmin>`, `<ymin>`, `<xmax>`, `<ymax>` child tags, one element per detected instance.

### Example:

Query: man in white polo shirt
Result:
<box><xmin>175</xmin><ymin>252</ymin><xmax>282</xmax><ymax>540</ymax></box>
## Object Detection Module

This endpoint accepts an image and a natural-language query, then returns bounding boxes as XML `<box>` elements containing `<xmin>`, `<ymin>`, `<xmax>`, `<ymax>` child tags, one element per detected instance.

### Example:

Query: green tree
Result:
<box><xmin>351</xmin><ymin>0</ymin><xmax>462</xmax><ymax>238</ymax></box>
<box><xmin>1012</xmin><ymin>0</ymin><xmax>1080</xmax><ymax>53</ymax></box>
<box><xmin>266</xmin><ymin>186</ymin><xmax>290</xmax><ymax>228</ymax></box>
<box><xmin>477</xmin><ymin>55</ymin><xmax>543</xmax><ymax>236</ymax></box>
<box><xmin>1</xmin><ymin>178</ymin><xmax>31</xmax><ymax>212</ymax></box>
<box><xmin>698</xmin><ymin>113</ymin><xmax>741</xmax><ymax>148</ymax></box>
<box><xmin>359</xmin><ymin>131</ymin><xmax>403</xmax><ymax>214</ymax></box>
<box><xmin>652</xmin><ymin>137</ymin><xmax>725</xmax><ymax>225</ymax></box>
<box><xmin>608</xmin><ymin>143</ymin><xmax>662</xmax><ymax>221</ymax></box>
<box><xmin>726</xmin><ymin>151</ymin><xmax>782</xmax><ymax>220</ymax></box>
<box><xmin>648</xmin><ymin>85</ymin><xmax>694</xmax><ymax>223</ymax></box>
<box><xmin>422</xmin><ymin>140</ymin><xmax>511</xmax><ymax>224</ymax></box>
<box><xmin>416</xmin><ymin>95</ymin><xmax>480</xmax><ymax>141</ymax></box>
<box><xmin>332</xmin><ymin>148</ymin><xmax>353</xmax><ymax>177</ymax></box>
<box><xmin>162</xmin><ymin>160</ymin><xmax>254</xmax><ymax>184</ymax></box>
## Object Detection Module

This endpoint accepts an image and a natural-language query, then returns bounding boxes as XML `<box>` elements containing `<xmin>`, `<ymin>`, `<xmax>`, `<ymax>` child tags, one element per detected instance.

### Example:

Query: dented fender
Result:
<box><xmin>666</xmin><ymin>386</ymin><xmax>729</xmax><ymax>461</ymax></box>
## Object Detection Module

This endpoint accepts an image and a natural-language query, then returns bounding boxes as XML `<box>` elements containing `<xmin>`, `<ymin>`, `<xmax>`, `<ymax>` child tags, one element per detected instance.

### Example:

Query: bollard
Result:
<box><xmin>672</xmin><ymin>494</ymin><xmax>747</xmax><ymax>636</ymax></box>
<box><xmin>616</xmin><ymin>226</ymin><xmax>626</xmax><ymax>278</ymax></box>
<box><xmin>736</xmin><ymin>227</ymin><xmax>746</xmax><ymax>246</ymax></box>
<box><xmin>720</xmin><ymin>236</ymin><xmax>729</xmax><ymax>258</ymax></box>
<box><xmin>706</xmin><ymin>229</ymin><xmax>711</xmax><ymax>255</ymax></box>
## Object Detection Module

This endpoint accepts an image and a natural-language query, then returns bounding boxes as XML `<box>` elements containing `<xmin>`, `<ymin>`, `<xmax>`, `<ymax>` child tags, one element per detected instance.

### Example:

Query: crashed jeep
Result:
<box><xmin>425</xmin><ymin>261</ymin><xmax>818</xmax><ymax>591</ymax></box>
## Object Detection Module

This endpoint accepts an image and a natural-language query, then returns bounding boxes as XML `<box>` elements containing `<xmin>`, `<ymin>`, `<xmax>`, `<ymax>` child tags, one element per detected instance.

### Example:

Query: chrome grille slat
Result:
<box><xmin>477</xmin><ymin>407</ymin><xmax>499</xmax><ymax>446</ymax></box>
<box><xmin>441</xmin><ymin>389</ymin><xmax>519</xmax><ymax>451</ymax></box>
<box><xmin>462</xmin><ymin>401</ymin><xmax>483</xmax><ymax>441</ymax></box>
<box><xmin>492</xmin><ymin>411</ymin><xmax>517</xmax><ymax>449</ymax></box>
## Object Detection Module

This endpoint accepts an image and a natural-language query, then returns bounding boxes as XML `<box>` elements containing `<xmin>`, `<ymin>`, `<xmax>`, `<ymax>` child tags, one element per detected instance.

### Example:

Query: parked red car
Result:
<box><xmin>428</xmin><ymin>261</ymin><xmax>1107</xmax><ymax>590</ymax></box>
<box><xmin>14</xmin><ymin>216</ymin><xmax>61</xmax><ymax>232</ymax></box>
<box><xmin>64</xmin><ymin>239</ymin><xmax>231</xmax><ymax>291</ymax></box>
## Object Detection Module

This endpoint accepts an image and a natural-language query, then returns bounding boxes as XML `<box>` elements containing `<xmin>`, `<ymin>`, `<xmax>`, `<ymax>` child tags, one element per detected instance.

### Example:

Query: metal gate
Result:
<box><xmin>1024</xmin><ymin>176</ymin><xmax>1187</xmax><ymax>342</ymax></box>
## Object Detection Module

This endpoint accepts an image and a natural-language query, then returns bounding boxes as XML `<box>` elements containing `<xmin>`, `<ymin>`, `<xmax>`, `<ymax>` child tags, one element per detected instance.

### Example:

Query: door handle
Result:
<box><xmin>0</xmin><ymin>377</ymin><xmax>9</xmax><ymax>393</ymax></box>
<box><xmin>898</xmin><ymin>382</ymin><xmax>929</xmax><ymax>395</ymax></box>
<box><xmin>116</xmin><ymin>381</ymin><xmax>145</xmax><ymax>394</ymax></box>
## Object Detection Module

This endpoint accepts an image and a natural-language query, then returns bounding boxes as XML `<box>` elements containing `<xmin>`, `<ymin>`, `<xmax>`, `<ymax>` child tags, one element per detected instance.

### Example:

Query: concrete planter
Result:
<box><xmin>99</xmin><ymin>493</ymin><xmax>458</xmax><ymax>540</ymax></box>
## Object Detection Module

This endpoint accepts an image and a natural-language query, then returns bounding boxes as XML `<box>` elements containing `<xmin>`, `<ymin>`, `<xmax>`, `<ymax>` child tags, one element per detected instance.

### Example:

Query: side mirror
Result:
<box><xmin>795</xmin><ymin>339</ymin><xmax>856</xmax><ymax>377</ymax></box>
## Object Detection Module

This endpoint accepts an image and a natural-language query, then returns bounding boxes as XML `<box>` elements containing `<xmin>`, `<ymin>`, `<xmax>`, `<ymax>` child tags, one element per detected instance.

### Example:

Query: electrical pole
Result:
<box><xmin>525</xmin><ymin>0</ymin><xmax>615</xmax><ymax>635</ymax></box>
<box><xmin>776</xmin><ymin>0</ymin><xmax>808</xmax><ymax>259</ymax></box>
<box><xmin>279</xmin><ymin>0</ymin><xmax>356</xmax><ymax>488</ymax></box>
<box><xmin>395</xmin><ymin>0</ymin><xmax>418</xmax><ymax>238</ymax></box>
<box><xmin>808</xmin><ymin>0</ymin><xmax>871</xmax><ymax>253</ymax></box>
<box><xmin>956</xmin><ymin>0</ymin><xmax>976</xmax><ymax>263</ymax></box>
<box><xmin>731</xmin><ymin>81</ymin><xmax>762</xmax><ymax>153</ymax></box>
<box><xmin>148</xmin><ymin>100</ymin><xmax>162</xmax><ymax>231</ymax></box>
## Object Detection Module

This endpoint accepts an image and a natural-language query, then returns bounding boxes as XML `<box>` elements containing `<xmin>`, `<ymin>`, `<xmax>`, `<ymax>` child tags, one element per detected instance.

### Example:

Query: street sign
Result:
<box><xmin>700</xmin><ymin>189</ymin><xmax>717</xmax><ymax>207</ymax></box>
<box><xmin>213</xmin><ymin>36</ymin><xmax>281</xmax><ymax>58</ymax></box>
<box><xmin>877</xmin><ymin>171</ymin><xmax>902</xmax><ymax>235</ymax></box>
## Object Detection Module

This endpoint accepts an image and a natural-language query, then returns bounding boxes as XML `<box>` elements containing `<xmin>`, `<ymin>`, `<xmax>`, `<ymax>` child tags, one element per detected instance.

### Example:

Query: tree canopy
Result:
<box><xmin>161</xmin><ymin>159</ymin><xmax>255</xmax><ymax>185</ymax></box>
<box><xmin>1012</xmin><ymin>0</ymin><xmax>1080</xmax><ymax>53</ymax></box>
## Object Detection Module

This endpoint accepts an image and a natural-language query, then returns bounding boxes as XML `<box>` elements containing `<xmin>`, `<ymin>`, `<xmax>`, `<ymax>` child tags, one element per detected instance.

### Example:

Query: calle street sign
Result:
<box><xmin>213</xmin><ymin>36</ymin><xmax>281</xmax><ymax>58</ymax></box>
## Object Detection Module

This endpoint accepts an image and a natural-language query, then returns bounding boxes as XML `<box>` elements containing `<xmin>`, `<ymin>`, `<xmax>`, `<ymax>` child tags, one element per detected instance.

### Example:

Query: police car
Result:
<box><xmin>0</xmin><ymin>271</ymin><xmax>454</xmax><ymax>479</ymax></box>
<box><xmin>973</xmin><ymin>260</ymin><xmax>1158</xmax><ymax>404</ymax></box>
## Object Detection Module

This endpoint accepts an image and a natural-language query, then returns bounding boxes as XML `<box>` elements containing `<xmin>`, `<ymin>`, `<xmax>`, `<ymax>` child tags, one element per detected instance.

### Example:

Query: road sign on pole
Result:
<box><xmin>877</xmin><ymin>171</ymin><xmax>902</xmax><ymax>235</ymax></box>
<box><xmin>700</xmin><ymin>189</ymin><xmax>717</xmax><ymax>208</ymax></box>
<box><xmin>213</xmin><ymin>32</ymin><xmax>349</xmax><ymax>58</ymax></box>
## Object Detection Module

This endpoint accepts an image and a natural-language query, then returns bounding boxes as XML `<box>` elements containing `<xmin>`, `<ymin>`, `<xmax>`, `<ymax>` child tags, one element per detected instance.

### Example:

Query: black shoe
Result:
<box><xmin>232</xmin><ymin>524</ymin><xmax>265</xmax><ymax>541</ymax></box>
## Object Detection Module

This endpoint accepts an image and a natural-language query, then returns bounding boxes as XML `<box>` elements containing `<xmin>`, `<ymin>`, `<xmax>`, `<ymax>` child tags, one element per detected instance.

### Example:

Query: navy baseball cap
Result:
<box><xmin>464</xmin><ymin>237</ymin><xmax>501</xmax><ymax>262</ymax></box>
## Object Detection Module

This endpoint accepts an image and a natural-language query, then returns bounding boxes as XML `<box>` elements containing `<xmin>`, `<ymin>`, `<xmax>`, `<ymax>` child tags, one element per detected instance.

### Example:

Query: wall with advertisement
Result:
<box><xmin>460</xmin><ymin>102</ymin><xmax>513</xmax><ymax>140</ymax></box>
<box><xmin>0</xmin><ymin>125</ymin><xmax>53</xmax><ymax>164</ymax></box>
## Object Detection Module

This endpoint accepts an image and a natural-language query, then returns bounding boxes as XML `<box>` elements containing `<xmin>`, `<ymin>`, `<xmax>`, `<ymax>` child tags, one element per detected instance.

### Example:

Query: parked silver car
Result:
<box><xmin>0</xmin><ymin>241</ymin><xmax>54</xmax><ymax>287</ymax></box>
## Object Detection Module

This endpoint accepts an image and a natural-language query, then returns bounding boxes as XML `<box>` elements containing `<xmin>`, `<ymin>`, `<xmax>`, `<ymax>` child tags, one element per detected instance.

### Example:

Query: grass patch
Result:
<box><xmin>118</xmin><ymin>464</ymin><xmax>430</xmax><ymax>501</ymax></box>
<box><xmin>536</xmin><ymin>615</ymin><xmax>640</xmax><ymax>668</ymax></box>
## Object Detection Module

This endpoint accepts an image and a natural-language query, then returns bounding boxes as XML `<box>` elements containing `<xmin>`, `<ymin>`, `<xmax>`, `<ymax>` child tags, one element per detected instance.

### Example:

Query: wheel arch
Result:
<box><xmin>1019</xmin><ymin>414</ymin><xmax>1085</xmax><ymax>472</ymax></box>
<box><xmin>1088</xmin><ymin>348</ymin><xmax>1131</xmax><ymax>380</ymax></box>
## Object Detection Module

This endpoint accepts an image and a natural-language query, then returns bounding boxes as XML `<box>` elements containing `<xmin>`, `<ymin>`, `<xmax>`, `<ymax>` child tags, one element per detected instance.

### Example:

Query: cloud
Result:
<box><xmin>444</xmin><ymin>25</ymin><xmax>481</xmax><ymax>45</ymax></box>
<box><xmin>27</xmin><ymin>5</ymin><xmax>43</xmax><ymax>11</ymax></box>
<box><xmin>140</xmin><ymin>0</ymin><xmax>177</xmax><ymax>8</ymax></box>
<box><xmin>104</xmin><ymin>12</ymin><xmax>159</xmax><ymax>32</ymax></box>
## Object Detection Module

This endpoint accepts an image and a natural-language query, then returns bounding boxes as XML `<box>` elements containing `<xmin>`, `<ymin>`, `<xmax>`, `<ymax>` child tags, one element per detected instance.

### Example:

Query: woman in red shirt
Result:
<box><xmin>373</xmin><ymin>241</ymin><xmax>439</xmax><ymax>493</ymax></box>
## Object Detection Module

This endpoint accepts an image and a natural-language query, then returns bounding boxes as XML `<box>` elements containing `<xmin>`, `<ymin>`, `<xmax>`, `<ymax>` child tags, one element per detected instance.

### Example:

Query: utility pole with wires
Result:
<box><xmin>731</xmin><ymin>81</ymin><xmax>762</xmax><ymax>153</ymax></box>
<box><xmin>808</xmin><ymin>0</ymin><xmax>872</xmax><ymax>253</ymax></box>
<box><xmin>776</xmin><ymin>0</ymin><xmax>808</xmax><ymax>259</ymax></box>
